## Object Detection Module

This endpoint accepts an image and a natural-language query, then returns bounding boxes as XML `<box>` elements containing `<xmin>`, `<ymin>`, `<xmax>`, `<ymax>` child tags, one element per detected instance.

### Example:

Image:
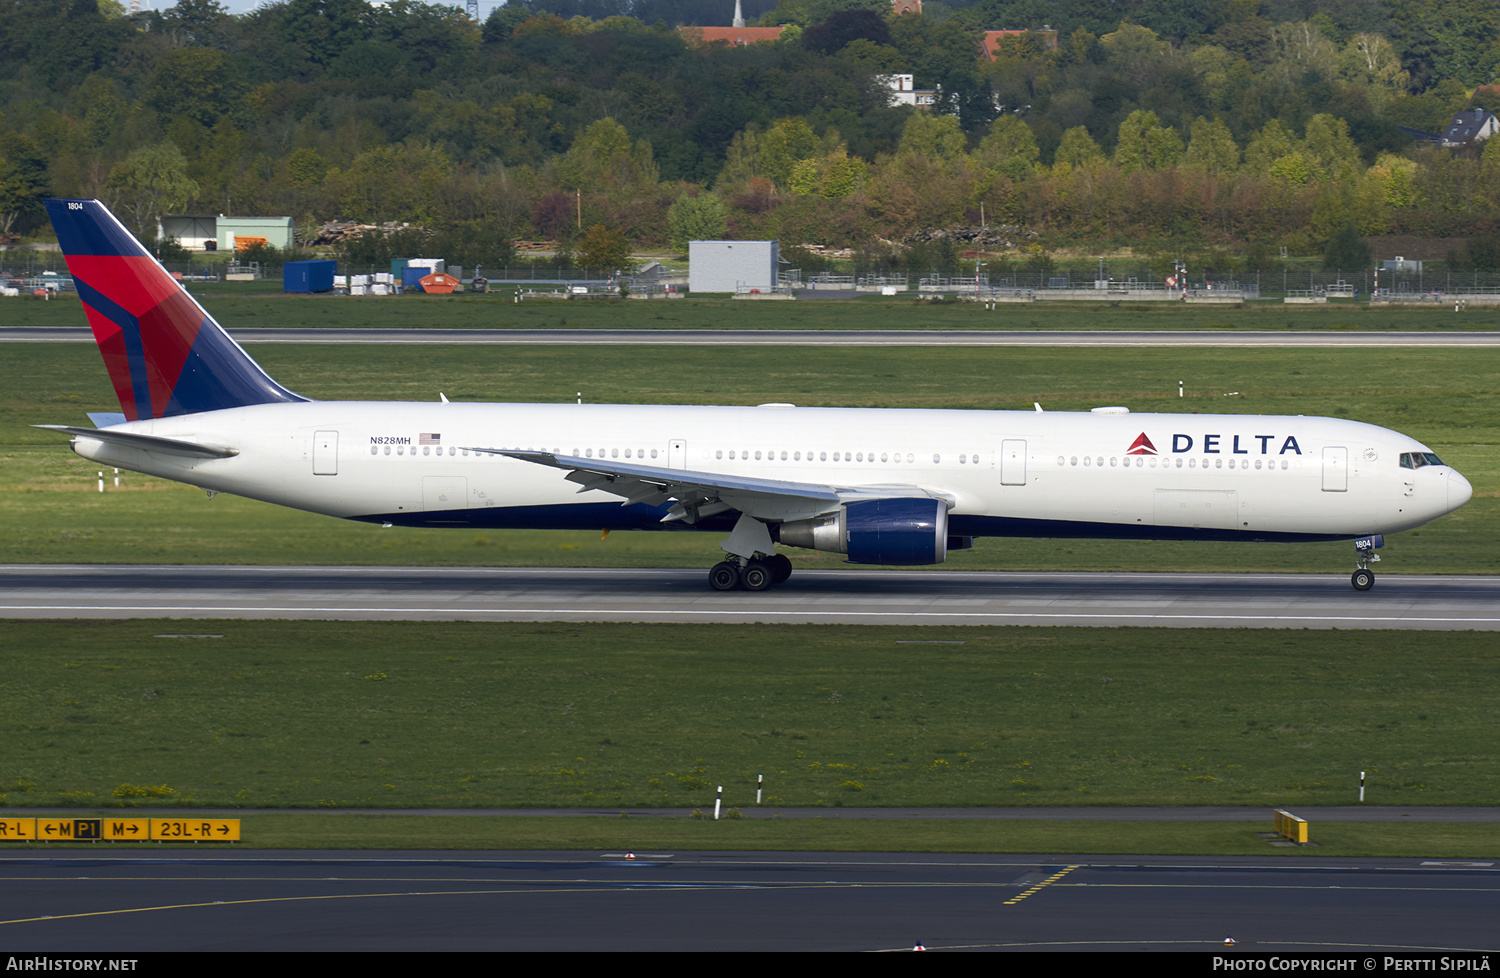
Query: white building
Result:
<box><xmin>689</xmin><ymin>240</ymin><xmax>778</xmax><ymax>293</ymax></box>
<box><xmin>880</xmin><ymin>74</ymin><xmax>939</xmax><ymax>109</ymax></box>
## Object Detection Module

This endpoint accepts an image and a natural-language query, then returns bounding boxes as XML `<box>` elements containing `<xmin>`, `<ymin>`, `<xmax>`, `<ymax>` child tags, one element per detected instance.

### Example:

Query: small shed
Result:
<box><xmin>160</xmin><ymin>215</ymin><xmax>219</xmax><ymax>251</ymax></box>
<box><xmin>218</xmin><ymin>216</ymin><xmax>294</xmax><ymax>252</ymax></box>
<box><xmin>284</xmin><ymin>259</ymin><xmax>337</xmax><ymax>293</ymax></box>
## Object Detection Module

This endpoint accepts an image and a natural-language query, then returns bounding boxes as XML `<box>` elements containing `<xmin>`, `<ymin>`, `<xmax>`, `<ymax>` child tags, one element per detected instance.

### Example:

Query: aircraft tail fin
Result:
<box><xmin>44</xmin><ymin>198</ymin><xmax>305</xmax><ymax>421</ymax></box>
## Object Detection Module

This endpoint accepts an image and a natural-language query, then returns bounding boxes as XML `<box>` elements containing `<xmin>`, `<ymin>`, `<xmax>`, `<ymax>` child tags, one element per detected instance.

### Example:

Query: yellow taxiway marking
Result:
<box><xmin>1003</xmin><ymin>864</ymin><xmax>1080</xmax><ymax>905</ymax></box>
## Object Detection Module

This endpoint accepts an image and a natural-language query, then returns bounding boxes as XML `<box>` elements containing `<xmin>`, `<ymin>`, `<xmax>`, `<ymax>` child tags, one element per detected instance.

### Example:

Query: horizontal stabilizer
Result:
<box><xmin>35</xmin><ymin>424</ymin><xmax>239</xmax><ymax>459</ymax></box>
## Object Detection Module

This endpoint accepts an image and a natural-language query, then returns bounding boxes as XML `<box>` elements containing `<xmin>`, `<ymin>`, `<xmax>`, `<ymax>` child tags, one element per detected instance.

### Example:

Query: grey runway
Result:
<box><xmin>4</xmin><ymin>565</ymin><xmax>1498</xmax><ymax>629</ymax></box>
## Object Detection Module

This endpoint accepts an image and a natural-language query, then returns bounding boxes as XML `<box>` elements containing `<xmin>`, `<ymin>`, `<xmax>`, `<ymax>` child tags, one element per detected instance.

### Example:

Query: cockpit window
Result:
<box><xmin>1400</xmin><ymin>452</ymin><xmax>1445</xmax><ymax>469</ymax></box>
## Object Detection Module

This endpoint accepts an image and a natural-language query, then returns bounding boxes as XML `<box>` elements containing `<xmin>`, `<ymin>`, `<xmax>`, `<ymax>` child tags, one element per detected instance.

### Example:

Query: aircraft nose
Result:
<box><xmin>1449</xmin><ymin>469</ymin><xmax>1474</xmax><ymax>512</ymax></box>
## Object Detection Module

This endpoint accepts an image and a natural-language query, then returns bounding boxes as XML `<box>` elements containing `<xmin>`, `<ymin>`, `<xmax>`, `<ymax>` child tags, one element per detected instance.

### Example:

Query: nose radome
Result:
<box><xmin>1449</xmin><ymin>470</ymin><xmax>1474</xmax><ymax>512</ymax></box>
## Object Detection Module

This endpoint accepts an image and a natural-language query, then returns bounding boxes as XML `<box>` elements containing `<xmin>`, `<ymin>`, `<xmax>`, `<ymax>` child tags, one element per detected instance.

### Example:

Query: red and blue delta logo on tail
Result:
<box><xmin>44</xmin><ymin>199</ymin><xmax>304</xmax><ymax>421</ymax></box>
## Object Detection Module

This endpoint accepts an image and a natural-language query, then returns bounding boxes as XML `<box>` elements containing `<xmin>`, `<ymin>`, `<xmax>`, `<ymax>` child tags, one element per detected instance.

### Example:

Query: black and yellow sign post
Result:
<box><xmin>38</xmin><ymin>818</ymin><xmax>102</xmax><ymax>841</ymax></box>
<box><xmin>0</xmin><ymin>817</ymin><xmax>240</xmax><ymax>842</ymax></box>
<box><xmin>150</xmin><ymin>819</ymin><xmax>241</xmax><ymax>842</ymax></box>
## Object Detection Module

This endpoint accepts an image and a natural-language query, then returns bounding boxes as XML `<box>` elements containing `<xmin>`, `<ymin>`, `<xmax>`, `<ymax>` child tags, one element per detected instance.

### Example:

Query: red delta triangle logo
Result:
<box><xmin>1126</xmin><ymin>432</ymin><xmax>1158</xmax><ymax>455</ymax></box>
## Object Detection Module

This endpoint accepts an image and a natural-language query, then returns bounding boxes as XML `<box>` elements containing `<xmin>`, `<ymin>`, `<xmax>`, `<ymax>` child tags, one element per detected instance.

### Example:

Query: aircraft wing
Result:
<box><xmin>474</xmin><ymin>449</ymin><xmax>938</xmax><ymax>524</ymax></box>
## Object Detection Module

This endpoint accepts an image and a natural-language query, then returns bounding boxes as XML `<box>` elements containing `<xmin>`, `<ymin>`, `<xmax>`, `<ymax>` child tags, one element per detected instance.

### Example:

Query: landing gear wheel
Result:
<box><xmin>766</xmin><ymin>554</ymin><xmax>793</xmax><ymax>584</ymax></box>
<box><xmin>709</xmin><ymin>561</ymin><xmax>741</xmax><ymax>591</ymax></box>
<box><xmin>1351</xmin><ymin>568</ymin><xmax>1375</xmax><ymax>591</ymax></box>
<box><xmin>740</xmin><ymin>561</ymin><xmax>773</xmax><ymax>591</ymax></box>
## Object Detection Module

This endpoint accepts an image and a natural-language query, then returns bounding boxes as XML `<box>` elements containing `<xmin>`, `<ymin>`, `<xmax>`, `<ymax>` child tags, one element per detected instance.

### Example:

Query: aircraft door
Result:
<box><xmin>1000</xmin><ymin>439</ymin><xmax>1027</xmax><ymax>485</ymax></box>
<box><xmin>313</xmin><ymin>430</ymin><xmax>338</xmax><ymax>476</ymax></box>
<box><xmin>1322</xmin><ymin>446</ymin><xmax>1348</xmax><ymax>492</ymax></box>
<box><xmin>669</xmin><ymin>439</ymin><xmax>686</xmax><ymax>469</ymax></box>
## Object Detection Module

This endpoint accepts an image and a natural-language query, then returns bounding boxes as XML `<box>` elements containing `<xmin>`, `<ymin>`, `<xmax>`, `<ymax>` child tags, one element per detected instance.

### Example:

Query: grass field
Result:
<box><xmin>3</xmin><ymin>621</ymin><xmax>1497</xmax><ymax>812</ymax></box>
<box><xmin>5</xmin><ymin>288</ymin><xmax>1500</xmax><ymax>332</ymax></box>
<box><xmin>2</xmin><ymin>342</ymin><xmax>1495</xmax><ymax>571</ymax></box>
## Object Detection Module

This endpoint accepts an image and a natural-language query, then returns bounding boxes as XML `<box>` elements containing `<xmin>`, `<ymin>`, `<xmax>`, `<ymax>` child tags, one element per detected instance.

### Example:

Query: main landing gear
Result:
<box><xmin>1351</xmin><ymin>534</ymin><xmax>1383</xmax><ymax>591</ymax></box>
<box><xmin>709</xmin><ymin>554</ymin><xmax>793</xmax><ymax>591</ymax></box>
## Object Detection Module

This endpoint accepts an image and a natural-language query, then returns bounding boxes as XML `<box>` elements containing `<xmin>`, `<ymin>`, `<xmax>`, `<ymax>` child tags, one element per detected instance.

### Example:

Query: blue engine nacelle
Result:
<box><xmin>778</xmin><ymin>497</ymin><xmax>949</xmax><ymax>565</ymax></box>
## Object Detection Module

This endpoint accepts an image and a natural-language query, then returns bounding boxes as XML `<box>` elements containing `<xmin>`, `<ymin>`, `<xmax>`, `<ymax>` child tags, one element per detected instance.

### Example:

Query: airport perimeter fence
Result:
<box><xmin>1</xmin><ymin>252</ymin><xmax>640</xmax><ymax>291</ymax></box>
<box><xmin>12</xmin><ymin>252</ymin><xmax>1500</xmax><ymax>299</ymax></box>
<box><xmin>953</xmin><ymin>267</ymin><xmax>1500</xmax><ymax>297</ymax></box>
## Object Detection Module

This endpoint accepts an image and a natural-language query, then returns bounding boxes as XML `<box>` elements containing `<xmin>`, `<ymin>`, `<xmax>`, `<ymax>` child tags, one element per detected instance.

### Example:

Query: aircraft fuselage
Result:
<box><xmin>64</xmin><ymin>400</ymin><xmax>1469</xmax><ymax>544</ymax></box>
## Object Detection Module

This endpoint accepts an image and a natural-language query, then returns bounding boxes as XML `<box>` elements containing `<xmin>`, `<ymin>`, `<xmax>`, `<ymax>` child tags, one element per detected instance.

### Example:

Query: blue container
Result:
<box><xmin>284</xmin><ymin>260</ymin><xmax>336</xmax><ymax>293</ymax></box>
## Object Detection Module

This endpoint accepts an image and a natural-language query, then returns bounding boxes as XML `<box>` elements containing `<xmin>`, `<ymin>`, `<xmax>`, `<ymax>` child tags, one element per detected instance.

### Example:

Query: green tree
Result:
<box><xmin>667</xmin><ymin>191</ymin><xmax>729</xmax><ymax>253</ymax></box>
<box><xmin>274</xmin><ymin>0</ymin><xmax>371</xmax><ymax>68</ymax></box>
<box><xmin>105</xmin><ymin>141</ymin><xmax>201</xmax><ymax>238</ymax></box>
<box><xmin>1322</xmin><ymin>223</ymin><xmax>1371</xmax><ymax>271</ymax></box>
<box><xmin>576</xmin><ymin>223</ymin><xmax>633</xmax><ymax>272</ymax></box>
<box><xmin>71</xmin><ymin>73</ymin><xmax>131</xmax><ymax>153</ymax></box>
<box><xmin>332</xmin><ymin>142</ymin><xmax>453</xmax><ymax>224</ymax></box>
<box><xmin>0</xmin><ymin>135</ymin><xmax>50</xmax><ymax>235</ymax></box>
<box><xmin>1301</xmin><ymin>114</ymin><xmax>1361</xmax><ymax>184</ymax></box>
<box><xmin>1267</xmin><ymin>20</ymin><xmax>1338</xmax><ymax>87</ymax></box>
<box><xmin>1181</xmin><ymin>117</ymin><xmax>1239</xmax><ymax>175</ymax></box>
<box><xmin>366</xmin><ymin>0</ymin><xmax>478</xmax><ymax>76</ymax></box>
<box><xmin>1100</xmin><ymin>23</ymin><xmax>1171</xmax><ymax>86</ymax></box>
<box><xmin>758</xmin><ymin>117</ymin><xmax>822</xmax><ymax>189</ymax></box>
<box><xmin>972</xmin><ymin>115</ymin><xmax>1040</xmax><ymax>181</ymax></box>
<box><xmin>557</xmin><ymin>118</ymin><xmax>659</xmax><ymax>196</ymax></box>
<box><xmin>144</xmin><ymin>47</ymin><xmax>237</xmax><ymax>128</ymax></box>
<box><xmin>787</xmin><ymin>157</ymin><xmax>824</xmax><ymax>196</ymax></box>
<box><xmin>1243</xmin><ymin>120</ymin><xmax>1299</xmax><ymax>176</ymax></box>
<box><xmin>894</xmin><ymin>112</ymin><xmax>967</xmax><ymax>167</ymax></box>
<box><xmin>159</xmin><ymin>0</ymin><xmax>232</xmax><ymax>48</ymax></box>
<box><xmin>1368</xmin><ymin>153</ymin><xmax>1422</xmax><ymax>209</ymax></box>
<box><xmin>1053</xmin><ymin>127</ymin><xmax>1106</xmax><ymax>170</ymax></box>
<box><xmin>1114</xmin><ymin>110</ymin><xmax>1183</xmax><ymax>174</ymax></box>
<box><xmin>1337</xmin><ymin>33</ymin><xmax>1410</xmax><ymax>106</ymax></box>
<box><xmin>818</xmin><ymin>148</ymin><xmax>867</xmax><ymax>199</ymax></box>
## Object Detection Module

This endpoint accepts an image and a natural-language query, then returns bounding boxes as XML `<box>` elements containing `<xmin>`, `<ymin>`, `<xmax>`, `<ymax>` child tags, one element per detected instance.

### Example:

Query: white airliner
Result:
<box><xmin>41</xmin><ymin>198</ymin><xmax>1472</xmax><ymax>591</ymax></box>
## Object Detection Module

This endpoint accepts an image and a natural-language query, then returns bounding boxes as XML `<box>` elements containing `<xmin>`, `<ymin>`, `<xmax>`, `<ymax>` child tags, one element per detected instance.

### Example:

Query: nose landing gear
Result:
<box><xmin>1351</xmin><ymin>534</ymin><xmax>1383</xmax><ymax>591</ymax></box>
